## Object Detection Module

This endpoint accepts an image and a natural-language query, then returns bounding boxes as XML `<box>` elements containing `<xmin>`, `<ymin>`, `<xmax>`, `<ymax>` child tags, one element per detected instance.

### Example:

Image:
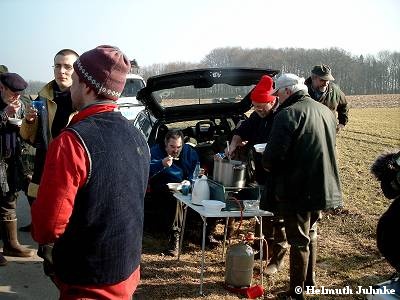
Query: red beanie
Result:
<box><xmin>250</xmin><ymin>75</ymin><xmax>276</xmax><ymax>103</ymax></box>
<box><xmin>73</xmin><ymin>45</ymin><xmax>130</xmax><ymax>100</ymax></box>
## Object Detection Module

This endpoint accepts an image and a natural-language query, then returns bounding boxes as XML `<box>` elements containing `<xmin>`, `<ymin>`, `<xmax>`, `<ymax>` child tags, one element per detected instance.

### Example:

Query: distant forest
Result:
<box><xmin>26</xmin><ymin>47</ymin><xmax>400</xmax><ymax>96</ymax></box>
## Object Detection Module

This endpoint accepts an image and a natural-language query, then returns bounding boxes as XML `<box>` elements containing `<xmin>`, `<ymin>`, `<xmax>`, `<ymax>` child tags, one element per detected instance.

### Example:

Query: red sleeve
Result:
<box><xmin>31</xmin><ymin>130</ymin><xmax>88</xmax><ymax>244</ymax></box>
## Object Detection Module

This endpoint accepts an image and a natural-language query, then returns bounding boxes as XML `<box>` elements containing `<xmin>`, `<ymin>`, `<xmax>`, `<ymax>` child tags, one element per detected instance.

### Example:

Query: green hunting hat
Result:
<box><xmin>0</xmin><ymin>65</ymin><xmax>8</xmax><ymax>74</ymax></box>
<box><xmin>311</xmin><ymin>64</ymin><xmax>335</xmax><ymax>81</ymax></box>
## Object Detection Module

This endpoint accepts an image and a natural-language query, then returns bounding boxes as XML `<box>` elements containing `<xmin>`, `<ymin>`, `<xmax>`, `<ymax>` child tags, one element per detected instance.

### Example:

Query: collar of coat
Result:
<box><xmin>278</xmin><ymin>90</ymin><xmax>309</xmax><ymax>111</ymax></box>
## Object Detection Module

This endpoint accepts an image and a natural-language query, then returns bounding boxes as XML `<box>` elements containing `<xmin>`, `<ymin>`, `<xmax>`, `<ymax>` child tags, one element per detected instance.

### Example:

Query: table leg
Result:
<box><xmin>178</xmin><ymin>204</ymin><xmax>188</xmax><ymax>261</ymax></box>
<box><xmin>222</xmin><ymin>217</ymin><xmax>229</xmax><ymax>260</ymax></box>
<box><xmin>200</xmin><ymin>216</ymin><xmax>207</xmax><ymax>295</ymax></box>
<box><xmin>259</xmin><ymin>216</ymin><xmax>263</xmax><ymax>287</ymax></box>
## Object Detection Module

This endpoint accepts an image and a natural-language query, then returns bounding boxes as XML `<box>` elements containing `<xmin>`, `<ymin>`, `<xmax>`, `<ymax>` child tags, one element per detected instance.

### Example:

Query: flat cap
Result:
<box><xmin>311</xmin><ymin>64</ymin><xmax>335</xmax><ymax>81</ymax></box>
<box><xmin>272</xmin><ymin>73</ymin><xmax>305</xmax><ymax>95</ymax></box>
<box><xmin>0</xmin><ymin>72</ymin><xmax>28</xmax><ymax>92</ymax></box>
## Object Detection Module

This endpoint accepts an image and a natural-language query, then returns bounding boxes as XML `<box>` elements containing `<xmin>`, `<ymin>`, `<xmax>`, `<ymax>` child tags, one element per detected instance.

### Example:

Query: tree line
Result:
<box><xmin>141</xmin><ymin>47</ymin><xmax>399</xmax><ymax>95</ymax></box>
<box><xmin>25</xmin><ymin>47</ymin><xmax>399</xmax><ymax>96</ymax></box>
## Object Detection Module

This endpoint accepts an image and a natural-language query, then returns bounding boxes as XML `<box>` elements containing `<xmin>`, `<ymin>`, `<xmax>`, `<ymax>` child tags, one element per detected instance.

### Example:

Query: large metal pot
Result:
<box><xmin>213</xmin><ymin>159</ymin><xmax>246</xmax><ymax>188</ymax></box>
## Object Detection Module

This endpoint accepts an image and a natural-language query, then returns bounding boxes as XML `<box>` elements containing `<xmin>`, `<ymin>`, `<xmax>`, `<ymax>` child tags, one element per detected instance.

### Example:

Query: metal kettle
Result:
<box><xmin>213</xmin><ymin>159</ymin><xmax>246</xmax><ymax>188</ymax></box>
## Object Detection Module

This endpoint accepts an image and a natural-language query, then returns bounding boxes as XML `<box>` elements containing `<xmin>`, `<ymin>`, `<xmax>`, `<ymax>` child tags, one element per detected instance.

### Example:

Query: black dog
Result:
<box><xmin>371</xmin><ymin>150</ymin><xmax>400</xmax><ymax>273</ymax></box>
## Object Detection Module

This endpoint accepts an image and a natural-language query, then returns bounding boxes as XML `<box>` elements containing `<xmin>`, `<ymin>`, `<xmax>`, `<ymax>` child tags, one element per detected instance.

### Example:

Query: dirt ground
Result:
<box><xmin>346</xmin><ymin>93</ymin><xmax>399</xmax><ymax>108</ymax></box>
<box><xmin>0</xmin><ymin>94</ymin><xmax>398</xmax><ymax>300</ymax></box>
<box><xmin>135</xmin><ymin>94</ymin><xmax>400</xmax><ymax>300</ymax></box>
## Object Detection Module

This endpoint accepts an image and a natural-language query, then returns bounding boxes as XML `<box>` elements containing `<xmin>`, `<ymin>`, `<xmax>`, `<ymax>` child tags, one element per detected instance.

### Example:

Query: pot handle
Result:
<box><xmin>233</xmin><ymin>165</ymin><xmax>246</xmax><ymax>170</ymax></box>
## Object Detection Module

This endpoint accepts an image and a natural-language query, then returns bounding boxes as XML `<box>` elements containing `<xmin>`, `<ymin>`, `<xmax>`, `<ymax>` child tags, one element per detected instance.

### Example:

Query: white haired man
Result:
<box><xmin>262</xmin><ymin>73</ymin><xmax>343</xmax><ymax>299</ymax></box>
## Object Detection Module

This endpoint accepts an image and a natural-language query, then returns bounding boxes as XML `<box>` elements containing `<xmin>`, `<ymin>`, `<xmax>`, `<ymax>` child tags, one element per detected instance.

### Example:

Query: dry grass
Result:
<box><xmin>135</xmin><ymin>95</ymin><xmax>400</xmax><ymax>300</ymax></box>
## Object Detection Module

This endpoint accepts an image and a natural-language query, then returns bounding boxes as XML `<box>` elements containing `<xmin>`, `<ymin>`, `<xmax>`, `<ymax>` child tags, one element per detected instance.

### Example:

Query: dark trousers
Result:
<box><xmin>283</xmin><ymin>210</ymin><xmax>321</xmax><ymax>297</ymax></box>
<box><xmin>144</xmin><ymin>187</ymin><xmax>216</xmax><ymax>243</ymax></box>
<box><xmin>144</xmin><ymin>187</ymin><xmax>177</xmax><ymax>233</ymax></box>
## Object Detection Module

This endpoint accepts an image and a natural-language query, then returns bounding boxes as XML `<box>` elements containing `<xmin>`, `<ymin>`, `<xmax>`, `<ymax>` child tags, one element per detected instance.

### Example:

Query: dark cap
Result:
<box><xmin>311</xmin><ymin>64</ymin><xmax>335</xmax><ymax>81</ymax></box>
<box><xmin>0</xmin><ymin>65</ymin><xmax>8</xmax><ymax>74</ymax></box>
<box><xmin>0</xmin><ymin>72</ymin><xmax>28</xmax><ymax>92</ymax></box>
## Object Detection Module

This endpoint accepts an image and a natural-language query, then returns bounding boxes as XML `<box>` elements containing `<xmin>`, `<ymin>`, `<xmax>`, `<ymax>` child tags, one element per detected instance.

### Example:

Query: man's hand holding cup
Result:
<box><xmin>25</xmin><ymin>99</ymin><xmax>43</xmax><ymax>123</ymax></box>
<box><xmin>5</xmin><ymin>99</ymin><xmax>21</xmax><ymax>118</ymax></box>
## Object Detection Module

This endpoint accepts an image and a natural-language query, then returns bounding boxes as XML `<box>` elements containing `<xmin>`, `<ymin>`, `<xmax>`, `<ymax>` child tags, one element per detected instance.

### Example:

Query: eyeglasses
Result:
<box><xmin>52</xmin><ymin>64</ymin><xmax>73</xmax><ymax>72</ymax></box>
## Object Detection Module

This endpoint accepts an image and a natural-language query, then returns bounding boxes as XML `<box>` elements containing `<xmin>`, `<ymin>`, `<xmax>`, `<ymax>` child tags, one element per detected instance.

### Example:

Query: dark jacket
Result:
<box><xmin>52</xmin><ymin>111</ymin><xmax>150</xmax><ymax>285</ymax></box>
<box><xmin>234</xmin><ymin>111</ymin><xmax>274</xmax><ymax>146</ymax></box>
<box><xmin>305</xmin><ymin>77</ymin><xmax>348</xmax><ymax>126</ymax></box>
<box><xmin>234</xmin><ymin>111</ymin><xmax>275</xmax><ymax>184</ymax></box>
<box><xmin>149</xmin><ymin>143</ymin><xmax>199</xmax><ymax>188</ymax></box>
<box><xmin>262</xmin><ymin>90</ymin><xmax>342</xmax><ymax>213</ymax></box>
<box><xmin>0</xmin><ymin>98</ymin><xmax>26</xmax><ymax>193</ymax></box>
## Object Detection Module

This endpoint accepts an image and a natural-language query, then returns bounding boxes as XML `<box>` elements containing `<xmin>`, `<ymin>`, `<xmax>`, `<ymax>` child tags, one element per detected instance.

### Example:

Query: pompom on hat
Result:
<box><xmin>250</xmin><ymin>75</ymin><xmax>276</xmax><ymax>103</ymax></box>
<box><xmin>73</xmin><ymin>45</ymin><xmax>130</xmax><ymax>100</ymax></box>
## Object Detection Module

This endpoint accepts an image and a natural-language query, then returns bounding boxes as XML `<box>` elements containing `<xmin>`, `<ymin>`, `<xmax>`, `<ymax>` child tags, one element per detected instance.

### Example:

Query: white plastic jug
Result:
<box><xmin>191</xmin><ymin>175</ymin><xmax>210</xmax><ymax>205</ymax></box>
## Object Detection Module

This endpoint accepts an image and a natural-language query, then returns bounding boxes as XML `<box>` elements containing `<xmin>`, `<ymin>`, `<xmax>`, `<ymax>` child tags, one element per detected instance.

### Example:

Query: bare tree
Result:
<box><xmin>142</xmin><ymin>47</ymin><xmax>399</xmax><ymax>95</ymax></box>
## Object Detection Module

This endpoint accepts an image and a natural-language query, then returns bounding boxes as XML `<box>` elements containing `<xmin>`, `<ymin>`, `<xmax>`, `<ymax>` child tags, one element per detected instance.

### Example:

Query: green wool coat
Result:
<box><xmin>262</xmin><ymin>90</ymin><xmax>342</xmax><ymax>213</ymax></box>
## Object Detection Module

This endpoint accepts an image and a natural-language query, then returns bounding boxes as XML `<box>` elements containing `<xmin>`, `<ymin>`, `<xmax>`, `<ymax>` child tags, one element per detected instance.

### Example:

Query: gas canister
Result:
<box><xmin>225</xmin><ymin>241</ymin><xmax>254</xmax><ymax>287</ymax></box>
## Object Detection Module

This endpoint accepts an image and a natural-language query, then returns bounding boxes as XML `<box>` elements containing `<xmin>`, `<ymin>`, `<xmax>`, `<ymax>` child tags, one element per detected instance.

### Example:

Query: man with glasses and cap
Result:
<box><xmin>225</xmin><ymin>75</ymin><xmax>288</xmax><ymax>275</ymax></box>
<box><xmin>305</xmin><ymin>64</ymin><xmax>348</xmax><ymax>133</ymax></box>
<box><xmin>19</xmin><ymin>49</ymin><xmax>79</xmax><ymax>232</ymax></box>
<box><xmin>0</xmin><ymin>72</ymin><xmax>34</xmax><ymax>266</ymax></box>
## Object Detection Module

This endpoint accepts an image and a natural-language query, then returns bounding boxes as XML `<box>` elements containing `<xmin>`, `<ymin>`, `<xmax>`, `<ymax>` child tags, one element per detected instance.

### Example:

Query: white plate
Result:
<box><xmin>167</xmin><ymin>182</ymin><xmax>182</xmax><ymax>191</ymax></box>
<box><xmin>254</xmin><ymin>143</ymin><xmax>267</xmax><ymax>153</ymax></box>
<box><xmin>201</xmin><ymin>200</ymin><xmax>226</xmax><ymax>212</ymax></box>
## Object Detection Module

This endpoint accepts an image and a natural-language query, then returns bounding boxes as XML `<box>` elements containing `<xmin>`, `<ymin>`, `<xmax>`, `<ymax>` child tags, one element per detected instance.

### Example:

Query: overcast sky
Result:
<box><xmin>1</xmin><ymin>0</ymin><xmax>399</xmax><ymax>82</ymax></box>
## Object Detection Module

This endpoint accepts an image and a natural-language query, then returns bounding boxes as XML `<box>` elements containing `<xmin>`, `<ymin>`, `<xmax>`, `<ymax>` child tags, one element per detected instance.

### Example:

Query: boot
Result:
<box><xmin>287</xmin><ymin>246</ymin><xmax>308</xmax><ymax>300</ymax></box>
<box><xmin>19</xmin><ymin>196</ymin><xmax>34</xmax><ymax>232</ymax></box>
<box><xmin>304</xmin><ymin>234</ymin><xmax>317</xmax><ymax>287</ymax></box>
<box><xmin>0</xmin><ymin>253</ymin><xmax>7</xmax><ymax>266</ymax></box>
<box><xmin>265</xmin><ymin>221</ymin><xmax>288</xmax><ymax>275</ymax></box>
<box><xmin>265</xmin><ymin>242</ymin><xmax>288</xmax><ymax>274</ymax></box>
<box><xmin>165</xmin><ymin>230</ymin><xmax>180</xmax><ymax>257</ymax></box>
<box><xmin>1</xmin><ymin>219</ymin><xmax>34</xmax><ymax>257</ymax></box>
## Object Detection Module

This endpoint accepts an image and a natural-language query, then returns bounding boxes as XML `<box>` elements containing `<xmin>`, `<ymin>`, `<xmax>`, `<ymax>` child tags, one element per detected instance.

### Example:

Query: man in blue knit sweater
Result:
<box><xmin>149</xmin><ymin>129</ymin><xmax>199</xmax><ymax>256</ymax></box>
